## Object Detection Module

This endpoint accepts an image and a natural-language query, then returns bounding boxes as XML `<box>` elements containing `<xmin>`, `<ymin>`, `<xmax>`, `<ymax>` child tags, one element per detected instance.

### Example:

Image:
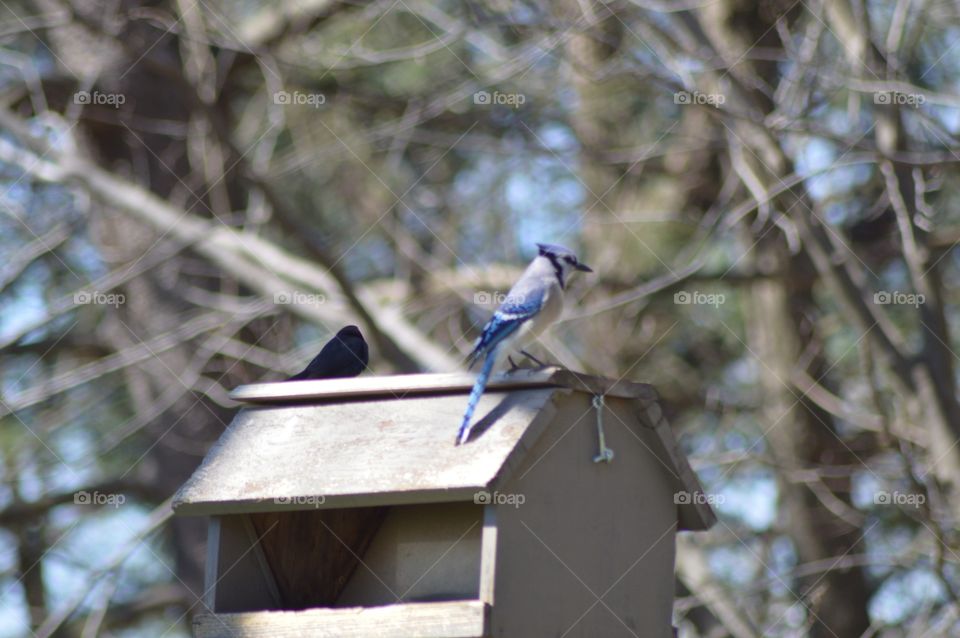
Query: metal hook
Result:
<box><xmin>592</xmin><ymin>394</ymin><xmax>614</xmax><ymax>463</ymax></box>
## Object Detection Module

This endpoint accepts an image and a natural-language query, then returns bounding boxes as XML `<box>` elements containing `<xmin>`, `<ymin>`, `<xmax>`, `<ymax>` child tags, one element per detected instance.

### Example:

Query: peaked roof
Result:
<box><xmin>173</xmin><ymin>369</ymin><xmax>715</xmax><ymax>530</ymax></box>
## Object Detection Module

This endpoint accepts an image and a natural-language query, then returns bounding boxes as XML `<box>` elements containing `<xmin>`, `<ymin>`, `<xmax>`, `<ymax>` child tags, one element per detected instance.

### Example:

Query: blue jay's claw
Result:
<box><xmin>519</xmin><ymin>349</ymin><xmax>549</xmax><ymax>368</ymax></box>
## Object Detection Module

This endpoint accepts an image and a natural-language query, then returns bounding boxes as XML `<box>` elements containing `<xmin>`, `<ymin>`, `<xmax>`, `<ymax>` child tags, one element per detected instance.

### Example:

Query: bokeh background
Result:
<box><xmin>1</xmin><ymin>0</ymin><xmax>959</xmax><ymax>636</ymax></box>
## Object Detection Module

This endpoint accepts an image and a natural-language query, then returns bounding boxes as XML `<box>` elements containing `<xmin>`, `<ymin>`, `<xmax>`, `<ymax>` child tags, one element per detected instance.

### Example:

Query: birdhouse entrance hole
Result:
<box><xmin>208</xmin><ymin>502</ymin><xmax>483</xmax><ymax>613</ymax></box>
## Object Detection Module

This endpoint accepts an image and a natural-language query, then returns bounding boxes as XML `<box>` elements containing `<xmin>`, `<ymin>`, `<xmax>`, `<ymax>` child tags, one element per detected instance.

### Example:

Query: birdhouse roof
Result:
<box><xmin>173</xmin><ymin>369</ymin><xmax>715</xmax><ymax>531</ymax></box>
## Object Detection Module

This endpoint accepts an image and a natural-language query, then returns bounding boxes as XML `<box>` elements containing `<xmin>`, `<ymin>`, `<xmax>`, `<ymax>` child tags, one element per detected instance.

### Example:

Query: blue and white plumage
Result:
<box><xmin>456</xmin><ymin>243</ymin><xmax>592</xmax><ymax>445</ymax></box>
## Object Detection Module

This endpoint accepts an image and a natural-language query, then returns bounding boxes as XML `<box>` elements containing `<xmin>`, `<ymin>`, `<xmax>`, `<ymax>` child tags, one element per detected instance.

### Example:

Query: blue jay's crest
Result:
<box><xmin>536</xmin><ymin>243</ymin><xmax>576</xmax><ymax>257</ymax></box>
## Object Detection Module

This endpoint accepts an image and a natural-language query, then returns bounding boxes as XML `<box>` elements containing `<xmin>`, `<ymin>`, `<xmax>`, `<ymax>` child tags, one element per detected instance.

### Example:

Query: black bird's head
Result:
<box><xmin>537</xmin><ymin>243</ymin><xmax>593</xmax><ymax>288</ymax></box>
<box><xmin>337</xmin><ymin>325</ymin><xmax>364</xmax><ymax>340</ymax></box>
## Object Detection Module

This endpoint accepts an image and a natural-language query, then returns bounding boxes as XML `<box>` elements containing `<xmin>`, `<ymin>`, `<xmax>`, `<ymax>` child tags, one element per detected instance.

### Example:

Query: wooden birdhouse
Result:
<box><xmin>173</xmin><ymin>369</ymin><xmax>715</xmax><ymax>637</ymax></box>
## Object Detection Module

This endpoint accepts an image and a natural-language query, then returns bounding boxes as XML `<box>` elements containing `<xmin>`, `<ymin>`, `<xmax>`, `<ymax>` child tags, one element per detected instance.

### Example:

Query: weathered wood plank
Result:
<box><xmin>203</xmin><ymin>518</ymin><xmax>221</xmax><ymax>611</ymax></box>
<box><xmin>492</xmin><ymin>392</ymin><xmax>679</xmax><ymax>638</ymax></box>
<box><xmin>634</xmin><ymin>403</ymin><xmax>717</xmax><ymax>531</ymax></box>
<box><xmin>228</xmin><ymin>369</ymin><xmax>654</xmax><ymax>404</ymax></box>
<box><xmin>173</xmin><ymin>390</ymin><xmax>557</xmax><ymax>515</ymax></box>
<box><xmin>193</xmin><ymin>601</ymin><xmax>489</xmax><ymax>638</ymax></box>
<box><xmin>477</xmin><ymin>506</ymin><xmax>497</xmax><ymax>606</ymax></box>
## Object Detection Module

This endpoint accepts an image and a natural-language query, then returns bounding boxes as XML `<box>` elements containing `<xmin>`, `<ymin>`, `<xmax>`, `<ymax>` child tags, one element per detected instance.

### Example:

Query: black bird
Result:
<box><xmin>288</xmin><ymin>325</ymin><xmax>369</xmax><ymax>380</ymax></box>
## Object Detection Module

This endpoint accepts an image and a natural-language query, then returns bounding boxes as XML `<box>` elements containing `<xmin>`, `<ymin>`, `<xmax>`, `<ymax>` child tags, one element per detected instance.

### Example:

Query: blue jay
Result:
<box><xmin>457</xmin><ymin>243</ymin><xmax>592</xmax><ymax>445</ymax></box>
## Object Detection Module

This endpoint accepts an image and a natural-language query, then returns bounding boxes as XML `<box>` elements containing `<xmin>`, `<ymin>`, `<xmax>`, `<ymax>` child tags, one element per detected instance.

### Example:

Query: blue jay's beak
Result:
<box><xmin>576</xmin><ymin>262</ymin><xmax>593</xmax><ymax>272</ymax></box>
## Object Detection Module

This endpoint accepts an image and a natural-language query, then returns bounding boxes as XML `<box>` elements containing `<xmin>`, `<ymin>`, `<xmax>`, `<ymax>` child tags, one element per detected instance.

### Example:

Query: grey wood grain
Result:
<box><xmin>193</xmin><ymin>601</ymin><xmax>489</xmax><ymax>637</ymax></box>
<box><xmin>174</xmin><ymin>389</ymin><xmax>556</xmax><ymax>515</ymax></box>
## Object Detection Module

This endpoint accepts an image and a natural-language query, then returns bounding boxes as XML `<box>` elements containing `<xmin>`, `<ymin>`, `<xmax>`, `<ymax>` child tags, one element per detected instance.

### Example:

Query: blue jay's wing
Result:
<box><xmin>468</xmin><ymin>281</ymin><xmax>547</xmax><ymax>366</ymax></box>
<box><xmin>459</xmin><ymin>281</ymin><xmax>549</xmax><ymax>443</ymax></box>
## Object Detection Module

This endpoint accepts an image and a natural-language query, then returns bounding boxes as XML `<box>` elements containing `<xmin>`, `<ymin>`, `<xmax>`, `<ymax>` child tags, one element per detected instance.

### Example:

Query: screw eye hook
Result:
<box><xmin>592</xmin><ymin>395</ymin><xmax>614</xmax><ymax>464</ymax></box>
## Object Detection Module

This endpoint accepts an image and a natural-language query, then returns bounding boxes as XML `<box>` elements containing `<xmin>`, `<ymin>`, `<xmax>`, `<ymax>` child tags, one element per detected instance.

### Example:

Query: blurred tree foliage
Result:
<box><xmin>2</xmin><ymin>0</ymin><xmax>960</xmax><ymax>635</ymax></box>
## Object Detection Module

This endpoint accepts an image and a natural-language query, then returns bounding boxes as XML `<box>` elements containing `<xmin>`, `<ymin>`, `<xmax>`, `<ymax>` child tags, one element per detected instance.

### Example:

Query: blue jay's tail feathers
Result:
<box><xmin>457</xmin><ymin>351</ymin><xmax>497</xmax><ymax>445</ymax></box>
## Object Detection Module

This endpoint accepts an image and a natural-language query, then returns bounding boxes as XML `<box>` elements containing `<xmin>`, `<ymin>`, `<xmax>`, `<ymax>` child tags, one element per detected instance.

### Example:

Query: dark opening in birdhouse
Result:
<box><xmin>210</xmin><ymin>503</ymin><xmax>482</xmax><ymax>613</ymax></box>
